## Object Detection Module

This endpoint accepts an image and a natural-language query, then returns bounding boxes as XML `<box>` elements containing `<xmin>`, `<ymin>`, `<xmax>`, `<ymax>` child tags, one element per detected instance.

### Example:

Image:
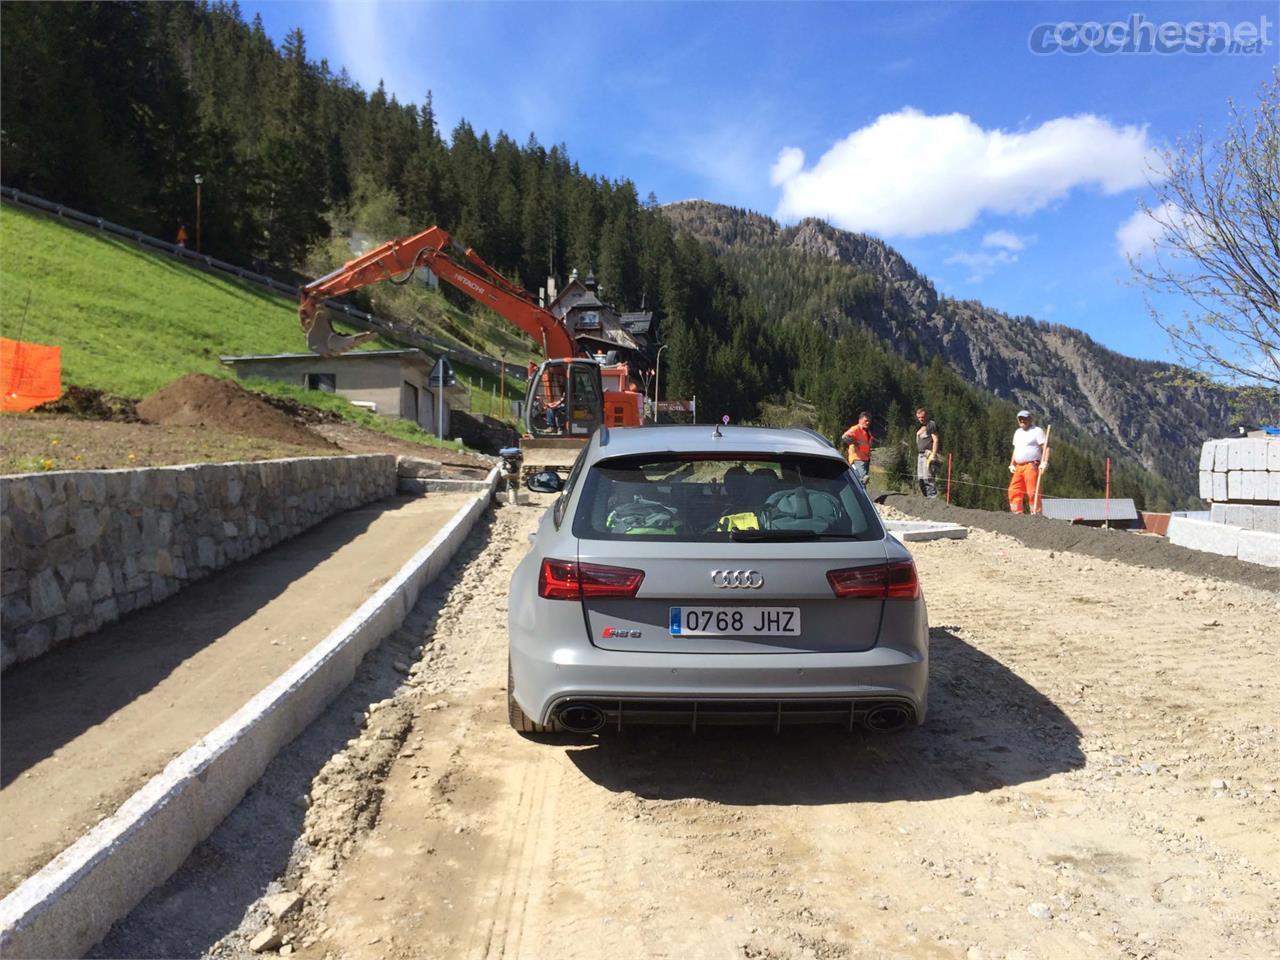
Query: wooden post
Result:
<box><xmin>1031</xmin><ymin>424</ymin><xmax>1052</xmax><ymax>515</ymax></box>
<box><xmin>946</xmin><ymin>453</ymin><xmax>953</xmax><ymax>503</ymax></box>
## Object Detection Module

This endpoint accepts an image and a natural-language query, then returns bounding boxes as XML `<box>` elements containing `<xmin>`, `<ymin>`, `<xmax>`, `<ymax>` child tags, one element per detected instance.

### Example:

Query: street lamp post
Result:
<box><xmin>653</xmin><ymin>343</ymin><xmax>668</xmax><ymax>424</ymax></box>
<box><xmin>193</xmin><ymin>173</ymin><xmax>204</xmax><ymax>254</ymax></box>
<box><xmin>637</xmin><ymin>369</ymin><xmax>653</xmax><ymax>421</ymax></box>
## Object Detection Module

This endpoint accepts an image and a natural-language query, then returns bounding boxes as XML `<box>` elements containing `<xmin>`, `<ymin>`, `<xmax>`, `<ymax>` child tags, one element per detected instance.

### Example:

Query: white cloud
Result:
<box><xmin>1116</xmin><ymin>202</ymin><xmax>1181</xmax><ymax>260</ymax></box>
<box><xmin>772</xmin><ymin>109</ymin><xmax>1158</xmax><ymax>237</ymax></box>
<box><xmin>945</xmin><ymin>229</ymin><xmax>1034</xmax><ymax>282</ymax></box>
<box><xmin>982</xmin><ymin>229</ymin><xmax>1027</xmax><ymax>252</ymax></box>
<box><xmin>946</xmin><ymin>248</ymin><xmax>1018</xmax><ymax>283</ymax></box>
<box><xmin>771</xmin><ymin>147</ymin><xmax>805</xmax><ymax>186</ymax></box>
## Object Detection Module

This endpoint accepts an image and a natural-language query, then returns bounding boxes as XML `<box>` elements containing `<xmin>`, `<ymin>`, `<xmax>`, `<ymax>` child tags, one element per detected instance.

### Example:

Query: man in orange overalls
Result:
<box><xmin>840</xmin><ymin>411</ymin><xmax>875</xmax><ymax>486</ymax></box>
<box><xmin>1008</xmin><ymin>409</ymin><xmax>1047</xmax><ymax>513</ymax></box>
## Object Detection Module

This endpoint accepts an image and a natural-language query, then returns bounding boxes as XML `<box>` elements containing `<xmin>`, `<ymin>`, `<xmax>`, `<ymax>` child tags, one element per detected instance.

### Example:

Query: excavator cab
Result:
<box><xmin>525</xmin><ymin>359</ymin><xmax>603</xmax><ymax>438</ymax></box>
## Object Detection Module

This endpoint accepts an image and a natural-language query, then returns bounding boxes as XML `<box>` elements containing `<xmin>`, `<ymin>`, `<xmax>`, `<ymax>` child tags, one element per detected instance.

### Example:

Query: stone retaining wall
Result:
<box><xmin>1</xmin><ymin>456</ymin><xmax>396</xmax><ymax>672</ymax></box>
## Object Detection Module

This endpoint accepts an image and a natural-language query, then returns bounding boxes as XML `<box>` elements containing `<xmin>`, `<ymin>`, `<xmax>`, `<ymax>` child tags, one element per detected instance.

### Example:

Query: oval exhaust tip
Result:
<box><xmin>558</xmin><ymin>704</ymin><xmax>606</xmax><ymax>733</ymax></box>
<box><xmin>864</xmin><ymin>704</ymin><xmax>912</xmax><ymax>733</ymax></box>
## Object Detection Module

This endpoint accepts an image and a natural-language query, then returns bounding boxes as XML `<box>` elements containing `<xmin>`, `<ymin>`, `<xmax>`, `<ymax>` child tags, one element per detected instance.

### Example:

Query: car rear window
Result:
<box><xmin>571</xmin><ymin>454</ymin><xmax>882</xmax><ymax>542</ymax></box>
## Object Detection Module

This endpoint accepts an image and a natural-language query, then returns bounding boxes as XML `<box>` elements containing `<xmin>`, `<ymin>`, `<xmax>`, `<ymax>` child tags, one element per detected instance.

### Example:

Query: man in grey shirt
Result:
<box><xmin>915</xmin><ymin>407</ymin><xmax>939</xmax><ymax>498</ymax></box>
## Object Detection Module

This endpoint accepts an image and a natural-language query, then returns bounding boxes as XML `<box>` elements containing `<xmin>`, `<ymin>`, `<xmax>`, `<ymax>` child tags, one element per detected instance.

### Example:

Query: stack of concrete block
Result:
<box><xmin>1174</xmin><ymin>436</ymin><xmax>1280</xmax><ymax>568</ymax></box>
<box><xmin>1209</xmin><ymin>502</ymin><xmax>1280</xmax><ymax>533</ymax></box>
<box><xmin>1199</xmin><ymin>437</ymin><xmax>1280</xmax><ymax>503</ymax></box>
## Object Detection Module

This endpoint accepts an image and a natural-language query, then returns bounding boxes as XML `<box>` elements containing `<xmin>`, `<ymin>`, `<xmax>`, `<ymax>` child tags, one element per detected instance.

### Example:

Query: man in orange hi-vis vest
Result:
<box><xmin>840</xmin><ymin>411</ymin><xmax>875</xmax><ymax>486</ymax></box>
<box><xmin>1008</xmin><ymin>409</ymin><xmax>1047</xmax><ymax>513</ymax></box>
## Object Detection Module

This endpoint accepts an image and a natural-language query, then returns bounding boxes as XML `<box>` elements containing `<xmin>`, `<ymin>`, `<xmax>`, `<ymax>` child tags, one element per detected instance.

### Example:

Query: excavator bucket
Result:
<box><xmin>305</xmin><ymin>312</ymin><xmax>378</xmax><ymax>356</ymax></box>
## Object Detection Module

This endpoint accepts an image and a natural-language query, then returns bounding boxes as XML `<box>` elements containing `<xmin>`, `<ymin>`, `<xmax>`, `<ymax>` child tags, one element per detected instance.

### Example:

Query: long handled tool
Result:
<box><xmin>1032</xmin><ymin>424</ymin><xmax>1052</xmax><ymax>515</ymax></box>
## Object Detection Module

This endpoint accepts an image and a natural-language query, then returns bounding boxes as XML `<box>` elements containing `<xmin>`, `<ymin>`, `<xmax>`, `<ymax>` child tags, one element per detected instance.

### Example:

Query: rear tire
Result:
<box><xmin>507</xmin><ymin>659</ymin><xmax>561</xmax><ymax>735</ymax></box>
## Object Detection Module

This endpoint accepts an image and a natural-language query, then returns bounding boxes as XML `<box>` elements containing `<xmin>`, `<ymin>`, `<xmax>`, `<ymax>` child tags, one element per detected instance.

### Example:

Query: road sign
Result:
<box><xmin>429</xmin><ymin>357</ymin><xmax>456</xmax><ymax>388</ymax></box>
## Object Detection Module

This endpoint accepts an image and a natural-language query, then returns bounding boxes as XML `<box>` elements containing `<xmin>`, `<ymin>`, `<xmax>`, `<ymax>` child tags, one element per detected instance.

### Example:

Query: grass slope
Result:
<box><xmin>0</xmin><ymin>204</ymin><xmax>351</xmax><ymax>395</ymax></box>
<box><xmin>0</xmin><ymin>204</ymin><xmax>512</xmax><ymax>447</ymax></box>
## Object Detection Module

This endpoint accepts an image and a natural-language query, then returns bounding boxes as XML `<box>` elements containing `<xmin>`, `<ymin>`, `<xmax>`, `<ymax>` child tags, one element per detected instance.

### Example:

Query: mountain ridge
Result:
<box><xmin>661</xmin><ymin>199</ymin><xmax>1268</xmax><ymax>493</ymax></box>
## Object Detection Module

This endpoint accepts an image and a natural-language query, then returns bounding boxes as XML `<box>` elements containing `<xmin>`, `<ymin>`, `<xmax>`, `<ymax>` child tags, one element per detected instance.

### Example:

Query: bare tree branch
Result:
<box><xmin>1129</xmin><ymin>72</ymin><xmax>1280</xmax><ymax>391</ymax></box>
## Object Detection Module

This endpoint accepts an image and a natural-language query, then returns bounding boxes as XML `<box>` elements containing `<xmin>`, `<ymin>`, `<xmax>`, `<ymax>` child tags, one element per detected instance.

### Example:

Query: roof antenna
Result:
<box><xmin>713</xmin><ymin>414</ymin><xmax>728</xmax><ymax>438</ymax></box>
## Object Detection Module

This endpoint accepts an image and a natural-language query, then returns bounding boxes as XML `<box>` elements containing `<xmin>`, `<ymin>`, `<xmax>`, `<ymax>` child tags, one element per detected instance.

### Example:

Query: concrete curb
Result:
<box><xmin>397</xmin><ymin>476</ymin><xmax>493</xmax><ymax>495</ymax></box>
<box><xmin>1167</xmin><ymin>514</ymin><xmax>1240</xmax><ymax>558</ymax></box>
<box><xmin>1167</xmin><ymin>513</ymin><xmax>1280</xmax><ymax>567</ymax></box>
<box><xmin>0</xmin><ymin>467</ymin><xmax>500</xmax><ymax>959</ymax></box>
<box><xmin>884</xmin><ymin>520</ymin><xmax>969</xmax><ymax>542</ymax></box>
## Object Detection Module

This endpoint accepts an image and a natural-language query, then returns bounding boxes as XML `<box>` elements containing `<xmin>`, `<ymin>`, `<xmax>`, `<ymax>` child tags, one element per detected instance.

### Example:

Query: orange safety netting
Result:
<box><xmin>1</xmin><ymin>337</ymin><xmax>62</xmax><ymax>411</ymax></box>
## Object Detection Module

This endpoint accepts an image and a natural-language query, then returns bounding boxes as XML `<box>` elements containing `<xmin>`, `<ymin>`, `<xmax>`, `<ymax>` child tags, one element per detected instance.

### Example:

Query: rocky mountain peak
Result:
<box><xmin>660</xmin><ymin>199</ymin><xmax>1268</xmax><ymax>495</ymax></box>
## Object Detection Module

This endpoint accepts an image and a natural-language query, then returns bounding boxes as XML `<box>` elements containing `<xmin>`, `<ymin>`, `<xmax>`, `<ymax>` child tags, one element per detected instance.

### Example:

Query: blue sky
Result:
<box><xmin>243</xmin><ymin>1</ymin><xmax>1276</xmax><ymax>364</ymax></box>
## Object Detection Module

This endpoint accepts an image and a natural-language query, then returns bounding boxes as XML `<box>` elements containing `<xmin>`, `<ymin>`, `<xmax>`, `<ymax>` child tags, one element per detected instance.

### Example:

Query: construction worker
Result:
<box><xmin>915</xmin><ymin>407</ymin><xmax>939</xmax><ymax>498</ymax></box>
<box><xmin>1008</xmin><ymin>409</ymin><xmax>1047</xmax><ymax>513</ymax></box>
<box><xmin>840</xmin><ymin>411</ymin><xmax>875</xmax><ymax>486</ymax></box>
<box><xmin>176</xmin><ymin>223</ymin><xmax>189</xmax><ymax>248</ymax></box>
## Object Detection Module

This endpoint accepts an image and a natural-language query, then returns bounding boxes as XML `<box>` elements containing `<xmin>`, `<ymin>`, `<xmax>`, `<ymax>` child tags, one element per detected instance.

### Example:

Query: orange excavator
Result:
<box><xmin>298</xmin><ymin>226</ymin><xmax>644</xmax><ymax>469</ymax></box>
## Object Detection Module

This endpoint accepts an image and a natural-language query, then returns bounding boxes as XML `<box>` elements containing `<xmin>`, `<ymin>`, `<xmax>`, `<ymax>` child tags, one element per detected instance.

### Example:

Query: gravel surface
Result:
<box><xmin>885</xmin><ymin>493</ymin><xmax>1278</xmax><ymax>592</ymax></box>
<box><xmin>93</xmin><ymin>496</ymin><xmax>1280</xmax><ymax>960</ymax></box>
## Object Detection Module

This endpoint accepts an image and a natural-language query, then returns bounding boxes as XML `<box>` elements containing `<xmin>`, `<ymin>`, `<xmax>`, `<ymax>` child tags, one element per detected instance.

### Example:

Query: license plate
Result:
<box><xmin>669</xmin><ymin>606</ymin><xmax>801</xmax><ymax>637</ymax></box>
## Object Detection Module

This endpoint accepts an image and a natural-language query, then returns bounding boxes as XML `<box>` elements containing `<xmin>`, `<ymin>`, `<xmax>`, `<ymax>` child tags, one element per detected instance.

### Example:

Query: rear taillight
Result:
<box><xmin>538</xmin><ymin>559</ymin><xmax>645</xmax><ymax>600</ymax></box>
<box><xmin>827</xmin><ymin>560</ymin><xmax>920</xmax><ymax>600</ymax></box>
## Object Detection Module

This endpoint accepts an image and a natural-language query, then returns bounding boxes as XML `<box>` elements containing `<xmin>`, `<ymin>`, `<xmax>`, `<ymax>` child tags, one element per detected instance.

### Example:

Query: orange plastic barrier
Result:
<box><xmin>1</xmin><ymin>337</ymin><xmax>62</xmax><ymax>411</ymax></box>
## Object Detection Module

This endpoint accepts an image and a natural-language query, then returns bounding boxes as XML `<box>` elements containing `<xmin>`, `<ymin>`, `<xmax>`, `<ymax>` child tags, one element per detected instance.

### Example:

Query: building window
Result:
<box><xmin>305</xmin><ymin>373</ymin><xmax>336</xmax><ymax>393</ymax></box>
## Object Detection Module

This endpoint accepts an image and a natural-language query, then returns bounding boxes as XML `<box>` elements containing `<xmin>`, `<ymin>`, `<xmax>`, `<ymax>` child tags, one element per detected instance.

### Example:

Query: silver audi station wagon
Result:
<box><xmin>507</xmin><ymin>424</ymin><xmax>928</xmax><ymax>734</ymax></box>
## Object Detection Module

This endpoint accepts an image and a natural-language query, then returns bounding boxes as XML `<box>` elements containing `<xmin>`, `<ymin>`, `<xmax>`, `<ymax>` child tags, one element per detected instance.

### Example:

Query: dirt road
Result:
<box><xmin>99</xmin><ymin>498</ymin><xmax>1279</xmax><ymax>960</ymax></box>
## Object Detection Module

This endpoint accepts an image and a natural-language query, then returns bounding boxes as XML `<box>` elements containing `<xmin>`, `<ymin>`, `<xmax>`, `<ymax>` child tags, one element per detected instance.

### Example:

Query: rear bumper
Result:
<box><xmin>510</xmin><ymin>601</ymin><xmax>929</xmax><ymax>729</ymax></box>
<box><xmin>548</xmin><ymin>696</ymin><xmax>920</xmax><ymax>732</ymax></box>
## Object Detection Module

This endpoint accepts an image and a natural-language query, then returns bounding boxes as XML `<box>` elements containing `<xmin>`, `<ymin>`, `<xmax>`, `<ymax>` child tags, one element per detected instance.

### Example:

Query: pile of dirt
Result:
<box><xmin>137</xmin><ymin>374</ymin><xmax>335</xmax><ymax>451</ymax></box>
<box><xmin>884</xmin><ymin>492</ymin><xmax>1278</xmax><ymax>591</ymax></box>
<box><xmin>34</xmin><ymin>385</ymin><xmax>140</xmax><ymax>422</ymax></box>
<box><xmin>254</xmin><ymin>391</ymin><xmax>342</xmax><ymax>426</ymax></box>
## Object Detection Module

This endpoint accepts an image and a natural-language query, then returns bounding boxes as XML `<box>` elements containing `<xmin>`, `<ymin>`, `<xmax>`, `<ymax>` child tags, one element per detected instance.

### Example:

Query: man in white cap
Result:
<box><xmin>1008</xmin><ymin>409</ymin><xmax>1047</xmax><ymax>513</ymax></box>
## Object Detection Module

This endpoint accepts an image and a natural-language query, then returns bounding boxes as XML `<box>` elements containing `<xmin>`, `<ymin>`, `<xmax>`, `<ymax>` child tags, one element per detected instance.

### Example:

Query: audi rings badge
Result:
<box><xmin>710</xmin><ymin>569</ymin><xmax>763</xmax><ymax>589</ymax></box>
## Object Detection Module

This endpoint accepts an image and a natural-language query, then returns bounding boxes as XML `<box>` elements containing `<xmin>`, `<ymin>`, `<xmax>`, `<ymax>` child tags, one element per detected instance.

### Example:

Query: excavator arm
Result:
<box><xmin>299</xmin><ymin>226</ymin><xmax>577</xmax><ymax>358</ymax></box>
